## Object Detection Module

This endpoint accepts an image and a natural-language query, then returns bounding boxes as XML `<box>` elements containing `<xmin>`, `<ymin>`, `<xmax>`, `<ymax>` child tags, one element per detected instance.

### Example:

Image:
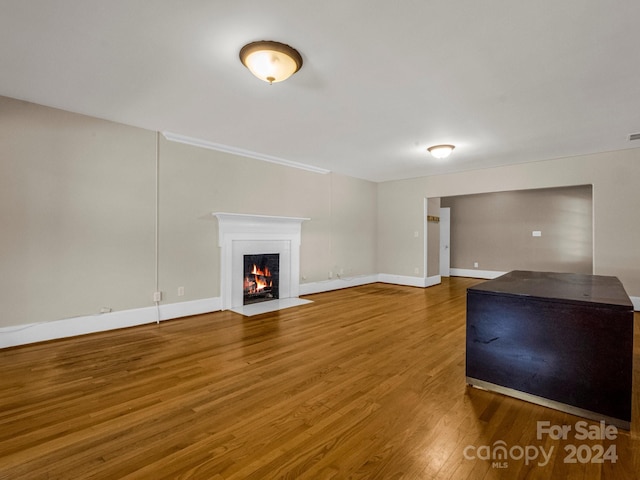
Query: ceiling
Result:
<box><xmin>2</xmin><ymin>1</ymin><xmax>640</xmax><ymax>182</ymax></box>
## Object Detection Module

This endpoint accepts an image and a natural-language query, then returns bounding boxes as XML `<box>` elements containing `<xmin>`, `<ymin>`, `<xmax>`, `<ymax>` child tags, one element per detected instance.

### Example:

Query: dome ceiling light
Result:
<box><xmin>428</xmin><ymin>144</ymin><xmax>455</xmax><ymax>159</ymax></box>
<box><xmin>239</xmin><ymin>40</ymin><xmax>303</xmax><ymax>84</ymax></box>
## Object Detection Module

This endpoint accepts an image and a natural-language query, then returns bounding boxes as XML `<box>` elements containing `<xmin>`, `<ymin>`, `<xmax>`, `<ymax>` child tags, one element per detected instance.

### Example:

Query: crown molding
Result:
<box><xmin>162</xmin><ymin>132</ymin><xmax>330</xmax><ymax>175</ymax></box>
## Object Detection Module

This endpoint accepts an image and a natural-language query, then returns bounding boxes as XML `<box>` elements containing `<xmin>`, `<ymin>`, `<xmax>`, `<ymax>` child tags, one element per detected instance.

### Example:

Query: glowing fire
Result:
<box><xmin>251</xmin><ymin>265</ymin><xmax>271</xmax><ymax>277</ymax></box>
<box><xmin>244</xmin><ymin>264</ymin><xmax>273</xmax><ymax>294</ymax></box>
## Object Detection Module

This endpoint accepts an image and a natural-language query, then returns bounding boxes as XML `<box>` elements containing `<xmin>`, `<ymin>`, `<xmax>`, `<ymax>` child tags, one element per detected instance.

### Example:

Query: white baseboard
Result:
<box><xmin>299</xmin><ymin>274</ymin><xmax>379</xmax><ymax>295</ymax></box>
<box><xmin>0</xmin><ymin>297</ymin><xmax>221</xmax><ymax>350</ymax></box>
<box><xmin>4</xmin><ymin>280</ymin><xmax>636</xmax><ymax>349</ymax></box>
<box><xmin>158</xmin><ymin>297</ymin><xmax>221</xmax><ymax>321</ymax></box>
<box><xmin>378</xmin><ymin>273</ymin><xmax>441</xmax><ymax>288</ymax></box>
<box><xmin>425</xmin><ymin>275</ymin><xmax>442</xmax><ymax>287</ymax></box>
<box><xmin>449</xmin><ymin>268</ymin><xmax>507</xmax><ymax>280</ymax></box>
<box><xmin>301</xmin><ymin>273</ymin><xmax>444</xmax><ymax>292</ymax></box>
<box><xmin>378</xmin><ymin>273</ymin><xmax>423</xmax><ymax>287</ymax></box>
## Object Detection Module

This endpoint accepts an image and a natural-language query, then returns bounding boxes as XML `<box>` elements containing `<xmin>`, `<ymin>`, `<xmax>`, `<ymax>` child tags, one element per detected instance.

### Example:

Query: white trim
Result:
<box><xmin>439</xmin><ymin>207</ymin><xmax>451</xmax><ymax>276</ymax></box>
<box><xmin>162</xmin><ymin>132</ymin><xmax>331</xmax><ymax>175</ymax></box>
<box><xmin>379</xmin><ymin>273</ymin><xmax>424</xmax><ymax>287</ymax></box>
<box><xmin>299</xmin><ymin>275</ymin><xmax>379</xmax><ymax>295</ymax></box>
<box><xmin>5</xmin><ymin>280</ymin><xmax>634</xmax><ymax>349</ymax></box>
<box><xmin>423</xmin><ymin>198</ymin><xmax>428</xmax><ymax>278</ymax></box>
<box><xmin>212</xmin><ymin>212</ymin><xmax>310</xmax><ymax>224</ymax></box>
<box><xmin>300</xmin><ymin>273</ymin><xmax>444</xmax><ymax>295</ymax></box>
<box><xmin>425</xmin><ymin>275</ymin><xmax>442</xmax><ymax>287</ymax></box>
<box><xmin>449</xmin><ymin>268</ymin><xmax>507</xmax><ymax>279</ymax></box>
<box><xmin>0</xmin><ymin>297</ymin><xmax>221</xmax><ymax>349</ymax></box>
<box><xmin>158</xmin><ymin>297</ymin><xmax>221</xmax><ymax>320</ymax></box>
<box><xmin>378</xmin><ymin>273</ymin><xmax>441</xmax><ymax>288</ymax></box>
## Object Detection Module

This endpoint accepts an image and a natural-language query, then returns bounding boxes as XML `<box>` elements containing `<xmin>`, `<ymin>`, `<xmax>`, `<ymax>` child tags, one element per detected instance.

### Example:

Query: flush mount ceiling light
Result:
<box><xmin>427</xmin><ymin>144</ymin><xmax>455</xmax><ymax>159</ymax></box>
<box><xmin>239</xmin><ymin>40</ymin><xmax>303</xmax><ymax>84</ymax></box>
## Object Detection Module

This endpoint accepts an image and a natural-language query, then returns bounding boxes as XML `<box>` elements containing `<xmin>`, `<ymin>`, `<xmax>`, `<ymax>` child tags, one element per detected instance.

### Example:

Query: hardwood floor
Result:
<box><xmin>0</xmin><ymin>278</ymin><xmax>638</xmax><ymax>479</ymax></box>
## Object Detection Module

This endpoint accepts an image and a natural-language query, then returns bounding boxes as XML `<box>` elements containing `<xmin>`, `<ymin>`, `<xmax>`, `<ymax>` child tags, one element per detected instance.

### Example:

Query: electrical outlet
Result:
<box><xmin>328</xmin><ymin>271</ymin><xmax>333</xmax><ymax>279</ymax></box>
<box><xmin>178</xmin><ymin>286</ymin><xmax>185</xmax><ymax>297</ymax></box>
<box><xmin>153</xmin><ymin>291</ymin><xmax>162</xmax><ymax>302</ymax></box>
<box><xmin>474</xmin><ymin>262</ymin><xmax>479</xmax><ymax>268</ymax></box>
<box><xmin>414</xmin><ymin>267</ymin><xmax>420</xmax><ymax>274</ymax></box>
<box><xmin>99</xmin><ymin>307</ymin><xmax>112</xmax><ymax>314</ymax></box>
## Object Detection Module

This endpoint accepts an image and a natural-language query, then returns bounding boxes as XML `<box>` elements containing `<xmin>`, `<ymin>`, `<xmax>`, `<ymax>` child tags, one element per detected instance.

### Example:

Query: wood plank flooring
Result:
<box><xmin>0</xmin><ymin>278</ymin><xmax>638</xmax><ymax>479</ymax></box>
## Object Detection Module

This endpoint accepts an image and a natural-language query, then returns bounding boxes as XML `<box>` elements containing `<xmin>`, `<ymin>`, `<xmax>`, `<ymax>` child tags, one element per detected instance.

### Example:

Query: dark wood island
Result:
<box><xmin>466</xmin><ymin>270</ymin><xmax>634</xmax><ymax>429</ymax></box>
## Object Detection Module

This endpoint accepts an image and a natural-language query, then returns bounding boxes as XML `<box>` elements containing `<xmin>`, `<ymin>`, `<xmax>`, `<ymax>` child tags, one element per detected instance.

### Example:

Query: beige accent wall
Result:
<box><xmin>0</xmin><ymin>96</ymin><xmax>377</xmax><ymax>328</ymax></box>
<box><xmin>441</xmin><ymin>186</ymin><xmax>593</xmax><ymax>274</ymax></box>
<box><xmin>0</xmin><ymin>97</ymin><xmax>156</xmax><ymax>327</ymax></box>
<box><xmin>328</xmin><ymin>174</ymin><xmax>378</xmax><ymax>280</ymax></box>
<box><xmin>377</xmin><ymin>176</ymin><xmax>431</xmax><ymax>278</ymax></box>
<box><xmin>378</xmin><ymin>148</ymin><xmax>640</xmax><ymax>297</ymax></box>
<box><xmin>158</xmin><ymin>137</ymin><xmax>377</xmax><ymax>303</ymax></box>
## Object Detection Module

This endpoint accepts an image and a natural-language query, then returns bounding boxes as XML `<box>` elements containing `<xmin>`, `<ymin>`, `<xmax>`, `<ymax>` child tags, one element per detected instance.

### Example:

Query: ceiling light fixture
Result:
<box><xmin>239</xmin><ymin>40</ymin><xmax>303</xmax><ymax>84</ymax></box>
<box><xmin>428</xmin><ymin>144</ymin><xmax>455</xmax><ymax>159</ymax></box>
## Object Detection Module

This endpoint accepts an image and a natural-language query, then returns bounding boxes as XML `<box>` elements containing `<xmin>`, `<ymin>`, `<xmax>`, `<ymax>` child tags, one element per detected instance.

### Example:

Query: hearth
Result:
<box><xmin>243</xmin><ymin>254</ymin><xmax>280</xmax><ymax>305</ymax></box>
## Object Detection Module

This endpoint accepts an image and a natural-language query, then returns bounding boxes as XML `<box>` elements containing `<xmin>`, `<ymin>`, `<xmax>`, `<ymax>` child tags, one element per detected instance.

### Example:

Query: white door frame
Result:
<box><xmin>439</xmin><ymin>207</ymin><xmax>451</xmax><ymax>277</ymax></box>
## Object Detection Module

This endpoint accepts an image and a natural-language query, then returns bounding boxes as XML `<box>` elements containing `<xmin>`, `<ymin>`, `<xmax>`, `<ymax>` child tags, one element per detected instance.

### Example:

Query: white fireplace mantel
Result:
<box><xmin>212</xmin><ymin>213</ymin><xmax>310</xmax><ymax>313</ymax></box>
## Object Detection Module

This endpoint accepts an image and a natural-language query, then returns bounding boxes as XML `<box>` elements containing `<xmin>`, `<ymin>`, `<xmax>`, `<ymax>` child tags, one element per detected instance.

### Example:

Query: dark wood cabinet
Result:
<box><xmin>466</xmin><ymin>270</ymin><xmax>634</xmax><ymax>429</ymax></box>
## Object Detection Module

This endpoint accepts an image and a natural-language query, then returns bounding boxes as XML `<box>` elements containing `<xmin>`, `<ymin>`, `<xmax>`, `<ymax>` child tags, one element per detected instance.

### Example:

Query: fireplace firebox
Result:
<box><xmin>243</xmin><ymin>254</ymin><xmax>280</xmax><ymax>305</ymax></box>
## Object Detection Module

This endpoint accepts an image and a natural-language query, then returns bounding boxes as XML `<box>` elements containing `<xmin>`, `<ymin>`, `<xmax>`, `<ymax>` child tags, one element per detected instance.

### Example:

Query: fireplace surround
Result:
<box><xmin>213</xmin><ymin>213</ymin><xmax>311</xmax><ymax>315</ymax></box>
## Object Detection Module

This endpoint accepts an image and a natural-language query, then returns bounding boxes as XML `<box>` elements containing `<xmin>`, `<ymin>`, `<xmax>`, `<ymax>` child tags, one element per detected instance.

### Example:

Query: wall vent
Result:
<box><xmin>629</xmin><ymin>133</ymin><xmax>640</xmax><ymax>141</ymax></box>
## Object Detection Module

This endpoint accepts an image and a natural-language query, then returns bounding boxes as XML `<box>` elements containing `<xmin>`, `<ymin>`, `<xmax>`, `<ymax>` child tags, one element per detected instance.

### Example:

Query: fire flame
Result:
<box><xmin>244</xmin><ymin>264</ymin><xmax>273</xmax><ymax>294</ymax></box>
<box><xmin>251</xmin><ymin>264</ymin><xmax>271</xmax><ymax>277</ymax></box>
